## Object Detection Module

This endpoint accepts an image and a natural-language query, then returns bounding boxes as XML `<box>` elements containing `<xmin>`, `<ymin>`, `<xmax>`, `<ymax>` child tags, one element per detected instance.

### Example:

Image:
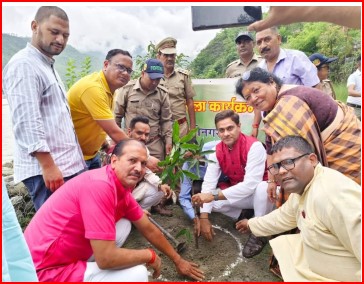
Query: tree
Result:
<box><xmin>65</xmin><ymin>59</ymin><xmax>77</xmax><ymax>90</ymax></box>
<box><xmin>133</xmin><ymin>41</ymin><xmax>192</xmax><ymax>79</ymax></box>
<box><xmin>157</xmin><ymin>121</ymin><xmax>214</xmax><ymax>190</ymax></box>
<box><xmin>65</xmin><ymin>56</ymin><xmax>92</xmax><ymax>90</ymax></box>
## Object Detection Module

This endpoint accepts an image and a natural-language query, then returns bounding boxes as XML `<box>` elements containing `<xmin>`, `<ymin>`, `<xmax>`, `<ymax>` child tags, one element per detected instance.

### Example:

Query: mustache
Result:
<box><xmin>131</xmin><ymin>172</ymin><xmax>141</xmax><ymax>179</ymax></box>
<box><xmin>261</xmin><ymin>47</ymin><xmax>270</xmax><ymax>53</ymax></box>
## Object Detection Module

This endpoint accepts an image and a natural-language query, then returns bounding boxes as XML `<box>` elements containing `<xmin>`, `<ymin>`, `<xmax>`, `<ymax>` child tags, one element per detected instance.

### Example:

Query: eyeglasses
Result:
<box><xmin>268</xmin><ymin>153</ymin><xmax>310</xmax><ymax>175</ymax></box>
<box><xmin>111</xmin><ymin>62</ymin><xmax>133</xmax><ymax>75</ymax></box>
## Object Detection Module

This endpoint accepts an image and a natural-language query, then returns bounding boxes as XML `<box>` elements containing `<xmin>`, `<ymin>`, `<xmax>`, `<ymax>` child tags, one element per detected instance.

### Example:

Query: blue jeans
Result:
<box><xmin>180</xmin><ymin>162</ymin><xmax>207</xmax><ymax>220</ymax></box>
<box><xmin>23</xmin><ymin>173</ymin><xmax>78</xmax><ymax>211</ymax></box>
<box><xmin>85</xmin><ymin>153</ymin><xmax>101</xmax><ymax>170</ymax></box>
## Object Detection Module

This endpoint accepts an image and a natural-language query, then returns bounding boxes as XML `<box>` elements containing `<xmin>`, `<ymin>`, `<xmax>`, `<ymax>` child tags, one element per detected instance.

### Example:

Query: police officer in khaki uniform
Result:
<box><xmin>225</xmin><ymin>31</ymin><xmax>262</xmax><ymax>78</ymax></box>
<box><xmin>114</xmin><ymin>59</ymin><xmax>172</xmax><ymax>161</ymax></box>
<box><xmin>156</xmin><ymin>37</ymin><xmax>196</xmax><ymax>137</ymax></box>
<box><xmin>309</xmin><ymin>53</ymin><xmax>338</xmax><ymax>99</ymax></box>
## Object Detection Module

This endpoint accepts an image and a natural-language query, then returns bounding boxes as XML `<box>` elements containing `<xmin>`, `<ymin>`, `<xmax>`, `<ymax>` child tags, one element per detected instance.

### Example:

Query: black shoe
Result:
<box><xmin>242</xmin><ymin>234</ymin><xmax>268</xmax><ymax>258</ymax></box>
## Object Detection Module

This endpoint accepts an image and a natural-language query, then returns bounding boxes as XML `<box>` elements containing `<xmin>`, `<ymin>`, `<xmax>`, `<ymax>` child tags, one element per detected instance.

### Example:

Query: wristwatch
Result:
<box><xmin>211</xmin><ymin>189</ymin><xmax>219</xmax><ymax>201</ymax></box>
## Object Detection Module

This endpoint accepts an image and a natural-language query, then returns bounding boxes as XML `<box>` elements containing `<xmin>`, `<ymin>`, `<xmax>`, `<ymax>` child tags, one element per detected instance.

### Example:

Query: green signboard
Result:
<box><xmin>192</xmin><ymin>78</ymin><xmax>265</xmax><ymax>142</ymax></box>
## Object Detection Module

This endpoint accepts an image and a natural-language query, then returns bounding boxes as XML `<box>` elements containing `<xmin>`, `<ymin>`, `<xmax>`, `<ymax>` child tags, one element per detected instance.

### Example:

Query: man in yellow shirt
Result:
<box><xmin>67</xmin><ymin>49</ymin><xmax>131</xmax><ymax>169</ymax></box>
<box><xmin>235</xmin><ymin>135</ymin><xmax>361</xmax><ymax>281</ymax></box>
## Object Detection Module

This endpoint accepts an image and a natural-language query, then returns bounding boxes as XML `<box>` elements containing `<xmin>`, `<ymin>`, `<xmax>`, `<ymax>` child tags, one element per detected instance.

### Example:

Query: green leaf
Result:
<box><xmin>157</xmin><ymin>159</ymin><xmax>169</xmax><ymax>167</ymax></box>
<box><xmin>181</xmin><ymin>170</ymin><xmax>199</xmax><ymax>181</ymax></box>
<box><xmin>172</xmin><ymin>121</ymin><xmax>180</xmax><ymax>144</ymax></box>
<box><xmin>200</xmin><ymin>150</ymin><xmax>216</xmax><ymax>156</ymax></box>
<box><xmin>180</xmin><ymin>128</ymin><xmax>198</xmax><ymax>143</ymax></box>
<box><xmin>176</xmin><ymin>228</ymin><xmax>192</xmax><ymax>242</ymax></box>
<box><xmin>159</xmin><ymin>170</ymin><xmax>169</xmax><ymax>183</ymax></box>
<box><xmin>180</xmin><ymin>143</ymin><xmax>200</xmax><ymax>151</ymax></box>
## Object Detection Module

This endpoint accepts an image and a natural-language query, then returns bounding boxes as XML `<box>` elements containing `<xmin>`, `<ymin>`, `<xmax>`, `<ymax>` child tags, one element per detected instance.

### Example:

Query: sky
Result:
<box><xmin>3</xmin><ymin>4</ymin><xmax>221</xmax><ymax>59</ymax></box>
<box><xmin>2</xmin><ymin>3</ymin><xmax>359</xmax><ymax>59</ymax></box>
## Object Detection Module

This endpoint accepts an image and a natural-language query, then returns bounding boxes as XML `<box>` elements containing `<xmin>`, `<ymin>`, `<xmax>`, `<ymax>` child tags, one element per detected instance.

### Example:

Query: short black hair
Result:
<box><xmin>130</xmin><ymin>116</ymin><xmax>150</xmax><ymax>130</ymax></box>
<box><xmin>34</xmin><ymin>6</ymin><xmax>69</xmax><ymax>23</ymax></box>
<box><xmin>111</xmin><ymin>139</ymin><xmax>145</xmax><ymax>157</ymax></box>
<box><xmin>235</xmin><ymin>67</ymin><xmax>283</xmax><ymax>99</ymax></box>
<box><xmin>105</xmin><ymin>49</ymin><xmax>132</xmax><ymax>60</ymax></box>
<box><xmin>271</xmin><ymin>135</ymin><xmax>314</xmax><ymax>155</ymax></box>
<box><xmin>215</xmin><ymin>110</ymin><xmax>239</xmax><ymax>126</ymax></box>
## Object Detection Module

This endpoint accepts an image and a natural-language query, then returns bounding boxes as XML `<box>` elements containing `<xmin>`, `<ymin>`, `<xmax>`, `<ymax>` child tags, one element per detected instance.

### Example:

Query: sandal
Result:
<box><xmin>243</xmin><ymin>234</ymin><xmax>268</xmax><ymax>258</ymax></box>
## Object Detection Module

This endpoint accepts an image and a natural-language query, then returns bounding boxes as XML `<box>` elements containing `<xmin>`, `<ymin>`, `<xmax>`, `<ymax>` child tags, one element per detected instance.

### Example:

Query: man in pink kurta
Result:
<box><xmin>24</xmin><ymin>164</ymin><xmax>143</xmax><ymax>282</ymax></box>
<box><xmin>24</xmin><ymin>139</ymin><xmax>205</xmax><ymax>282</ymax></box>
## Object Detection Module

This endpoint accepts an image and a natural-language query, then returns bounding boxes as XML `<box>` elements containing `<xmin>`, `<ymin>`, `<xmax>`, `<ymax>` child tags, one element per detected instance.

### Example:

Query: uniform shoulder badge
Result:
<box><xmin>176</xmin><ymin>68</ymin><xmax>190</xmax><ymax>76</ymax></box>
<box><xmin>226</xmin><ymin>59</ymin><xmax>239</xmax><ymax>68</ymax></box>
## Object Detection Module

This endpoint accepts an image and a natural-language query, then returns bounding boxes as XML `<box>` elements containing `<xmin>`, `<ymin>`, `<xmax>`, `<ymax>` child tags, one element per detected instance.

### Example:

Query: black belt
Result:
<box><xmin>177</xmin><ymin>117</ymin><xmax>187</xmax><ymax>124</ymax></box>
<box><xmin>347</xmin><ymin>102</ymin><xmax>361</xmax><ymax>108</ymax></box>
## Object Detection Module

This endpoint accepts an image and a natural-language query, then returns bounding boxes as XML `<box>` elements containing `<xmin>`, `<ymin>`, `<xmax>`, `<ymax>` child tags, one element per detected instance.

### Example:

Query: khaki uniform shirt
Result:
<box><xmin>225</xmin><ymin>54</ymin><xmax>262</xmax><ymax>78</ymax></box>
<box><xmin>114</xmin><ymin>78</ymin><xmax>172</xmax><ymax>145</ymax></box>
<box><xmin>159</xmin><ymin>68</ymin><xmax>196</xmax><ymax>121</ymax></box>
<box><xmin>320</xmin><ymin>79</ymin><xmax>336</xmax><ymax>99</ymax></box>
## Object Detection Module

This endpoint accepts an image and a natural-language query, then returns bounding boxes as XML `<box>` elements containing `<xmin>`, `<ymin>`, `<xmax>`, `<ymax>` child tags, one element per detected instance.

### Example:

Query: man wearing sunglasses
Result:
<box><xmin>236</xmin><ymin>135</ymin><xmax>361</xmax><ymax>282</ymax></box>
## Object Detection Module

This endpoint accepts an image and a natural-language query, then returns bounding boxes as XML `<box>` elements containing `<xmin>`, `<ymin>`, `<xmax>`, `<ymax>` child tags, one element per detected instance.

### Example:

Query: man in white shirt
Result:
<box><xmin>2</xmin><ymin>6</ymin><xmax>85</xmax><ymax>210</ymax></box>
<box><xmin>347</xmin><ymin>55</ymin><xmax>361</xmax><ymax>120</ymax></box>
<box><xmin>192</xmin><ymin>110</ymin><xmax>273</xmax><ymax>258</ymax></box>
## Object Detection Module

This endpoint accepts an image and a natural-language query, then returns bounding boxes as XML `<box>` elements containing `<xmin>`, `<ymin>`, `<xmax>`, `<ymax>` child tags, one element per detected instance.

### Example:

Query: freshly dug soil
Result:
<box><xmin>124</xmin><ymin>204</ymin><xmax>282</xmax><ymax>282</ymax></box>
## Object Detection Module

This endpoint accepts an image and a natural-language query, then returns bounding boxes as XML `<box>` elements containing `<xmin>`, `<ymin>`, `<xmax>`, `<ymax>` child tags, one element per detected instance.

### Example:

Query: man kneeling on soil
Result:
<box><xmin>127</xmin><ymin>116</ymin><xmax>172</xmax><ymax>211</ymax></box>
<box><xmin>192</xmin><ymin>110</ymin><xmax>273</xmax><ymax>258</ymax></box>
<box><xmin>236</xmin><ymin>135</ymin><xmax>361</xmax><ymax>281</ymax></box>
<box><xmin>24</xmin><ymin>139</ymin><xmax>204</xmax><ymax>282</ymax></box>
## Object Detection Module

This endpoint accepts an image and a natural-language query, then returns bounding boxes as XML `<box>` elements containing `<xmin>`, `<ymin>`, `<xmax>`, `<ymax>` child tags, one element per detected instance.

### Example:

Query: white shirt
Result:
<box><xmin>346</xmin><ymin>69</ymin><xmax>361</xmax><ymax>106</ymax></box>
<box><xmin>200</xmin><ymin>141</ymin><xmax>266</xmax><ymax>213</ymax></box>
<box><xmin>2</xmin><ymin>43</ymin><xmax>86</xmax><ymax>183</ymax></box>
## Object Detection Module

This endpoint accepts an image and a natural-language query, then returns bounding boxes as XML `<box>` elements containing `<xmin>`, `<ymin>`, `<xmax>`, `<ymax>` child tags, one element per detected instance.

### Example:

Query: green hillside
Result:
<box><xmin>2</xmin><ymin>33</ymin><xmax>104</xmax><ymax>83</ymax></box>
<box><xmin>190</xmin><ymin>23</ymin><xmax>360</xmax><ymax>83</ymax></box>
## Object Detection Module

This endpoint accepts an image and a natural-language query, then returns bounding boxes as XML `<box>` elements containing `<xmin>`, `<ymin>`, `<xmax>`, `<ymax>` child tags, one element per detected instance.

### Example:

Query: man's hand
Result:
<box><xmin>200</xmin><ymin>218</ymin><xmax>215</xmax><ymax>241</ymax></box>
<box><xmin>191</xmin><ymin>193</ymin><xmax>214</xmax><ymax>207</ymax></box>
<box><xmin>42</xmin><ymin>164</ymin><xmax>64</xmax><ymax>192</ymax></box>
<box><xmin>267</xmin><ymin>182</ymin><xmax>278</xmax><ymax>203</ymax></box>
<box><xmin>147</xmin><ymin>156</ymin><xmax>162</xmax><ymax>173</ymax></box>
<box><xmin>235</xmin><ymin>219</ymin><xmax>251</xmax><ymax>234</ymax></box>
<box><xmin>147</xmin><ymin>254</ymin><xmax>162</xmax><ymax>279</ymax></box>
<box><xmin>34</xmin><ymin>152</ymin><xmax>64</xmax><ymax>192</ymax></box>
<box><xmin>159</xmin><ymin>184</ymin><xmax>172</xmax><ymax>199</ymax></box>
<box><xmin>174</xmin><ymin>257</ymin><xmax>205</xmax><ymax>281</ymax></box>
<box><xmin>165</xmin><ymin>143</ymin><xmax>172</xmax><ymax>156</ymax></box>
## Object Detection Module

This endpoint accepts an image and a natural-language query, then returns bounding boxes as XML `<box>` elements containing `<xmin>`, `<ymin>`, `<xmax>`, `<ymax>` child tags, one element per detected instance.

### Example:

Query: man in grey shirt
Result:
<box><xmin>2</xmin><ymin>6</ymin><xmax>85</xmax><ymax>210</ymax></box>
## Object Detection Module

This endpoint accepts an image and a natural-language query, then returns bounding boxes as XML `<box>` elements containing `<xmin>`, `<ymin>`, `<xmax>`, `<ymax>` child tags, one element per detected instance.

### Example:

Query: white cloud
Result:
<box><xmin>2</xmin><ymin>4</ymin><xmax>219</xmax><ymax>58</ymax></box>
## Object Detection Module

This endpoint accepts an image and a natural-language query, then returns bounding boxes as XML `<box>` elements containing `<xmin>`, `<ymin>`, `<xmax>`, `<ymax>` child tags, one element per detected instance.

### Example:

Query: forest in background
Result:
<box><xmin>3</xmin><ymin>20</ymin><xmax>361</xmax><ymax>92</ymax></box>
